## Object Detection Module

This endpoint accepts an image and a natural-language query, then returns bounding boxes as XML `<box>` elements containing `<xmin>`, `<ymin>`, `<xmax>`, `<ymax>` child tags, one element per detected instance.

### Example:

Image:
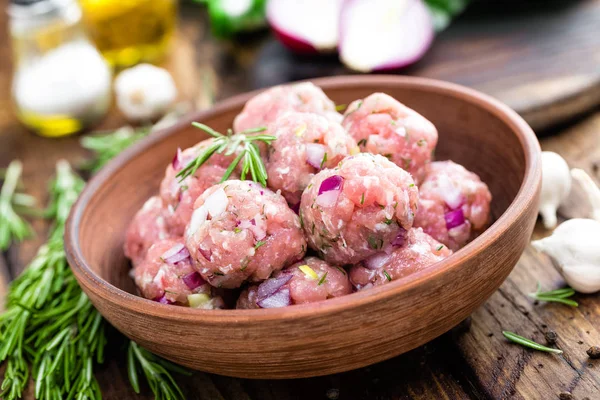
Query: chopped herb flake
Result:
<box><xmin>417</xmin><ymin>139</ymin><xmax>427</xmax><ymax>146</ymax></box>
<box><xmin>234</xmin><ymin>227</ymin><xmax>241</xmax><ymax>233</ymax></box>
<box><xmin>409</xmin><ymin>183</ymin><xmax>415</xmax><ymax>188</ymax></box>
<box><xmin>383</xmin><ymin>270</ymin><xmax>392</xmax><ymax>281</ymax></box>
<box><xmin>357</xmin><ymin>139</ymin><xmax>367</xmax><ymax>147</ymax></box>
<box><xmin>254</xmin><ymin>240</ymin><xmax>266</xmax><ymax>250</ymax></box>
<box><xmin>318</xmin><ymin>272</ymin><xmax>328</xmax><ymax>286</ymax></box>
<box><xmin>213</xmin><ymin>271</ymin><xmax>224</xmax><ymax>276</ymax></box>
<box><xmin>360</xmin><ymin>193</ymin><xmax>365</xmax><ymax>205</ymax></box>
<box><xmin>384</xmin><ymin>218</ymin><xmax>393</xmax><ymax>225</ymax></box>
<box><xmin>436</xmin><ymin>244</ymin><xmax>444</xmax><ymax>251</ymax></box>
<box><xmin>335</xmin><ymin>266</ymin><xmax>347</xmax><ymax>275</ymax></box>
<box><xmin>320</xmin><ymin>152</ymin><xmax>328</xmax><ymax>169</ymax></box>
<box><xmin>367</xmin><ymin>235</ymin><xmax>383</xmax><ymax>250</ymax></box>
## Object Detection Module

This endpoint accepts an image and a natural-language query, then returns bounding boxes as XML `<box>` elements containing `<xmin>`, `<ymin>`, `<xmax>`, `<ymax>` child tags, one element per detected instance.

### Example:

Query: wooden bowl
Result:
<box><xmin>65</xmin><ymin>76</ymin><xmax>541</xmax><ymax>379</ymax></box>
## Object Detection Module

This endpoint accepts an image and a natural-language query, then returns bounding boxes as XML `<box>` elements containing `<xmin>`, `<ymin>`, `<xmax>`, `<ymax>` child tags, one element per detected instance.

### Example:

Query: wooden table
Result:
<box><xmin>2</xmin><ymin>3</ymin><xmax>600</xmax><ymax>400</ymax></box>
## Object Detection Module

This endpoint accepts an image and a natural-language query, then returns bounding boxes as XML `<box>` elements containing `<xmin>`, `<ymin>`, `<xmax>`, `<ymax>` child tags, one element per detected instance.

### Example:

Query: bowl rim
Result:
<box><xmin>65</xmin><ymin>75</ymin><xmax>541</xmax><ymax>323</ymax></box>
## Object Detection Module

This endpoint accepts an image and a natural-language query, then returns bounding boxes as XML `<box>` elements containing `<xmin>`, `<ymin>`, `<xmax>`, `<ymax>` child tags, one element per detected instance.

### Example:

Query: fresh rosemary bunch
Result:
<box><xmin>176</xmin><ymin>123</ymin><xmax>275</xmax><ymax>186</ymax></box>
<box><xmin>0</xmin><ymin>160</ymin><xmax>36</xmax><ymax>250</ymax></box>
<box><xmin>127</xmin><ymin>342</ymin><xmax>191</xmax><ymax>400</ymax></box>
<box><xmin>0</xmin><ymin>160</ymin><xmax>106</xmax><ymax>400</ymax></box>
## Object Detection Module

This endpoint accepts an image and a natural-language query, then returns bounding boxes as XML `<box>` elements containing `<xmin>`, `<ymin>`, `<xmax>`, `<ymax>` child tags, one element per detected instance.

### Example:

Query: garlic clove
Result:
<box><xmin>562</xmin><ymin>263</ymin><xmax>600</xmax><ymax>294</ymax></box>
<box><xmin>114</xmin><ymin>64</ymin><xmax>178</xmax><ymax>122</ymax></box>
<box><xmin>532</xmin><ymin>218</ymin><xmax>600</xmax><ymax>294</ymax></box>
<box><xmin>571</xmin><ymin>168</ymin><xmax>600</xmax><ymax>222</ymax></box>
<box><xmin>539</xmin><ymin>151</ymin><xmax>571</xmax><ymax>229</ymax></box>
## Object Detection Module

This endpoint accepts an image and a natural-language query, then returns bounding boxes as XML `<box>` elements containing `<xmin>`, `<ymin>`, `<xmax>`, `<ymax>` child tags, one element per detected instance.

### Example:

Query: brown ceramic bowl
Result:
<box><xmin>65</xmin><ymin>76</ymin><xmax>541</xmax><ymax>379</ymax></box>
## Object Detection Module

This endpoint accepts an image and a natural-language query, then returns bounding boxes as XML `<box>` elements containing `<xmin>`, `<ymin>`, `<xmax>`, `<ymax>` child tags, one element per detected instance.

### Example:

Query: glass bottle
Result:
<box><xmin>8</xmin><ymin>0</ymin><xmax>112</xmax><ymax>138</ymax></box>
<box><xmin>79</xmin><ymin>0</ymin><xmax>177</xmax><ymax>69</ymax></box>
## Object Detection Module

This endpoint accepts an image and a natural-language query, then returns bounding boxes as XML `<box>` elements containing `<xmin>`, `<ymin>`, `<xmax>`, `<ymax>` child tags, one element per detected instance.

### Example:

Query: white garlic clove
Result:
<box><xmin>561</xmin><ymin>263</ymin><xmax>600</xmax><ymax>294</ymax></box>
<box><xmin>539</xmin><ymin>151</ymin><xmax>571</xmax><ymax>229</ymax></box>
<box><xmin>532</xmin><ymin>218</ymin><xmax>600</xmax><ymax>294</ymax></box>
<box><xmin>114</xmin><ymin>64</ymin><xmax>178</xmax><ymax>122</ymax></box>
<box><xmin>571</xmin><ymin>168</ymin><xmax>600</xmax><ymax>223</ymax></box>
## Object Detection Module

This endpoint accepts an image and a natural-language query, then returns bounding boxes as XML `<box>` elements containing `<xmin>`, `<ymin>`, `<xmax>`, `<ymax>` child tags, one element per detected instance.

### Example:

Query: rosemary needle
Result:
<box><xmin>528</xmin><ymin>282</ymin><xmax>578</xmax><ymax>307</ymax></box>
<box><xmin>502</xmin><ymin>331</ymin><xmax>563</xmax><ymax>354</ymax></box>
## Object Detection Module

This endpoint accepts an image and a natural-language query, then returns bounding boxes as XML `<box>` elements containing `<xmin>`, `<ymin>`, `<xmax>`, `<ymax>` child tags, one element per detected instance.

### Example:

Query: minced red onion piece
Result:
<box><xmin>306</xmin><ymin>143</ymin><xmax>326</xmax><ymax>169</ymax></box>
<box><xmin>171</xmin><ymin>148</ymin><xmax>183</xmax><ymax>171</ymax></box>
<box><xmin>318</xmin><ymin>175</ymin><xmax>344</xmax><ymax>195</ymax></box>
<box><xmin>161</xmin><ymin>243</ymin><xmax>190</xmax><ymax>264</ymax></box>
<box><xmin>154</xmin><ymin>294</ymin><xmax>173</xmax><ymax>304</ymax></box>
<box><xmin>257</xmin><ymin>287</ymin><xmax>291</xmax><ymax>308</ymax></box>
<box><xmin>391</xmin><ymin>227</ymin><xmax>408</xmax><ymax>247</ymax></box>
<box><xmin>257</xmin><ymin>274</ymin><xmax>293</xmax><ymax>301</ymax></box>
<box><xmin>445</xmin><ymin>208</ymin><xmax>465</xmax><ymax>229</ymax></box>
<box><xmin>198</xmin><ymin>247</ymin><xmax>212</xmax><ymax>261</ymax></box>
<box><xmin>364</xmin><ymin>252</ymin><xmax>390</xmax><ymax>270</ymax></box>
<box><xmin>183</xmin><ymin>272</ymin><xmax>206</xmax><ymax>290</ymax></box>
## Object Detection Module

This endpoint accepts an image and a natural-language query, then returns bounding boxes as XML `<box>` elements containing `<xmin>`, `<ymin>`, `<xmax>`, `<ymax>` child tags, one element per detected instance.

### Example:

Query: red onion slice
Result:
<box><xmin>290</xmin><ymin>202</ymin><xmax>300</xmax><ymax>214</ymax></box>
<box><xmin>161</xmin><ymin>243</ymin><xmax>190</xmax><ymax>264</ymax></box>
<box><xmin>257</xmin><ymin>287</ymin><xmax>291</xmax><ymax>308</ymax></box>
<box><xmin>445</xmin><ymin>208</ymin><xmax>465</xmax><ymax>230</ymax></box>
<box><xmin>364</xmin><ymin>252</ymin><xmax>391</xmax><ymax>270</ymax></box>
<box><xmin>198</xmin><ymin>246</ymin><xmax>212</xmax><ymax>261</ymax></box>
<box><xmin>391</xmin><ymin>227</ymin><xmax>408</xmax><ymax>247</ymax></box>
<box><xmin>318</xmin><ymin>175</ymin><xmax>344</xmax><ymax>195</ymax></box>
<box><xmin>182</xmin><ymin>272</ymin><xmax>206</xmax><ymax>290</ymax></box>
<box><xmin>257</xmin><ymin>274</ymin><xmax>293</xmax><ymax>301</ymax></box>
<box><xmin>306</xmin><ymin>143</ymin><xmax>327</xmax><ymax>169</ymax></box>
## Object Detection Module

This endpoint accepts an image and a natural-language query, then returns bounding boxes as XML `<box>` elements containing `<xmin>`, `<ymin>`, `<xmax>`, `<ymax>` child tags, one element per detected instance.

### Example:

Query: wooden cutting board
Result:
<box><xmin>239</xmin><ymin>0</ymin><xmax>600</xmax><ymax>132</ymax></box>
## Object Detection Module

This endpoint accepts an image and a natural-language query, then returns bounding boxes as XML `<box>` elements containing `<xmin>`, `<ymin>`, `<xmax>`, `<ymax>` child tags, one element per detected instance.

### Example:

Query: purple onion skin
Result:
<box><xmin>391</xmin><ymin>227</ymin><xmax>408</xmax><ymax>247</ymax></box>
<box><xmin>183</xmin><ymin>272</ymin><xmax>206</xmax><ymax>290</ymax></box>
<box><xmin>257</xmin><ymin>287</ymin><xmax>292</xmax><ymax>308</ymax></box>
<box><xmin>318</xmin><ymin>175</ymin><xmax>344</xmax><ymax>195</ymax></box>
<box><xmin>445</xmin><ymin>209</ymin><xmax>466</xmax><ymax>230</ymax></box>
<box><xmin>172</xmin><ymin>148</ymin><xmax>183</xmax><ymax>171</ymax></box>
<box><xmin>291</xmin><ymin>202</ymin><xmax>300</xmax><ymax>214</ymax></box>
<box><xmin>198</xmin><ymin>247</ymin><xmax>212</xmax><ymax>262</ymax></box>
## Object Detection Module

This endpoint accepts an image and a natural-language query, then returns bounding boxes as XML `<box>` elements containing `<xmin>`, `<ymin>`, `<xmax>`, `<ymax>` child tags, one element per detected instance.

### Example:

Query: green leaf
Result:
<box><xmin>502</xmin><ymin>331</ymin><xmax>563</xmax><ymax>354</ymax></box>
<box><xmin>424</xmin><ymin>0</ymin><xmax>470</xmax><ymax>31</ymax></box>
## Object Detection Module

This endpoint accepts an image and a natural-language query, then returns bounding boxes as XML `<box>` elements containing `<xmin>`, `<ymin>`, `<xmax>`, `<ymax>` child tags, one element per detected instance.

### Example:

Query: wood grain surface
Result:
<box><xmin>1</xmin><ymin>2</ymin><xmax>600</xmax><ymax>399</ymax></box>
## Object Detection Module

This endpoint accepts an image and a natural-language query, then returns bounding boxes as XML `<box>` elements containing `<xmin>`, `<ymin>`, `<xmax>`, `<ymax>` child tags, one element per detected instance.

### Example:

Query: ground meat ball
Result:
<box><xmin>342</xmin><ymin>93</ymin><xmax>438</xmax><ymax>184</ymax></box>
<box><xmin>414</xmin><ymin>161</ymin><xmax>492</xmax><ymax>250</ymax></box>
<box><xmin>300</xmin><ymin>153</ymin><xmax>419</xmax><ymax>265</ymax></box>
<box><xmin>265</xmin><ymin>112</ymin><xmax>359</xmax><ymax>206</ymax></box>
<box><xmin>124</xmin><ymin>196</ymin><xmax>172</xmax><ymax>266</ymax></box>
<box><xmin>236</xmin><ymin>257</ymin><xmax>352</xmax><ymax>309</ymax></box>
<box><xmin>133</xmin><ymin>238</ymin><xmax>224</xmax><ymax>308</ymax></box>
<box><xmin>185</xmin><ymin>180</ymin><xmax>307</xmax><ymax>288</ymax></box>
<box><xmin>349</xmin><ymin>228</ymin><xmax>452</xmax><ymax>290</ymax></box>
<box><xmin>160</xmin><ymin>140</ymin><xmax>238</xmax><ymax>236</ymax></box>
<box><xmin>233</xmin><ymin>82</ymin><xmax>341</xmax><ymax>133</ymax></box>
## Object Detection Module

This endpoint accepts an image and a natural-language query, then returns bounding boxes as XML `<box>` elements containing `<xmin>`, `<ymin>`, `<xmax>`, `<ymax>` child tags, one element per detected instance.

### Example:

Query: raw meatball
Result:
<box><xmin>414</xmin><ymin>161</ymin><xmax>492</xmax><ymax>251</ymax></box>
<box><xmin>160</xmin><ymin>140</ymin><xmax>238</xmax><ymax>236</ymax></box>
<box><xmin>266</xmin><ymin>112</ymin><xmax>359</xmax><ymax>206</ymax></box>
<box><xmin>236</xmin><ymin>257</ymin><xmax>352</xmax><ymax>309</ymax></box>
<box><xmin>233</xmin><ymin>82</ymin><xmax>341</xmax><ymax>133</ymax></box>
<box><xmin>349</xmin><ymin>228</ymin><xmax>452</xmax><ymax>290</ymax></box>
<box><xmin>134</xmin><ymin>238</ymin><xmax>224</xmax><ymax>308</ymax></box>
<box><xmin>186</xmin><ymin>180</ymin><xmax>307</xmax><ymax>289</ymax></box>
<box><xmin>124</xmin><ymin>196</ymin><xmax>171</xmax><ymax>266</ymax></box>
<box><xmin>342</xmin><ymin>93</ymin><xmax>438</xmax><ymax>183</ymax></box>
<box><xmin>300</xmin><ymin>153</ymin><xmax>419</xmax><ymax>265</ymax></box>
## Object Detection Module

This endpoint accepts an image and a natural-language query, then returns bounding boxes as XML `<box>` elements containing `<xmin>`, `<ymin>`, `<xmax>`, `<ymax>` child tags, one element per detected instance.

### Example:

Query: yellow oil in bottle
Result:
<box><xmin>79</xmin><ymin>0</ymin><xmax>177</xmax><ymax>69</ymax></box>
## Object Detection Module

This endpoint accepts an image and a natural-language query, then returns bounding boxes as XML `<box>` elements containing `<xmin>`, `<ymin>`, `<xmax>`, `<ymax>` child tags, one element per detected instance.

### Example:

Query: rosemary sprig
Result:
<box><xmin>127</xmin><ymin>342</ymin><xmax>191</xmax><ymax>400</ymax></box>
<box><xmin>502</xmin><ymin>331</ymin><xmax>563</xmax><ymax>354</ymax></box>
<box><xmin>81</xmin><ymin>104</ymin><xmax>190</xmax><ymax>173</ymax></box>
<box><xmin>0</xmin><ymin>160</ymin><xmax>35</xmax><ymax>250</ymax></box>
<box><xmin>528</xmin><ymin>283</ymin><xmax>578</xmax><ymax>307</ymax></box>
<box><xmin>176</xmin><ymin>123</ymin><xmax>275</xmax><ymax>186</ymax></box>
<box><xmin>0</xmin><ymin>161</ymin><xmax>106</xmax><ymax>400</ymax></box>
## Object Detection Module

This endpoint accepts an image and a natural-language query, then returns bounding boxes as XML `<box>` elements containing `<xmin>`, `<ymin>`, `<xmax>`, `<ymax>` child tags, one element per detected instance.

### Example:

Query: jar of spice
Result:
<box><xmin>8</xmin><ymin>0</ymin><xmax>112</xmax><ymax>138</ymax></box>
<box><xmin>79</xmin><ymin>0</ymin><xmax>177</xmax><ymax>69</ymax></box>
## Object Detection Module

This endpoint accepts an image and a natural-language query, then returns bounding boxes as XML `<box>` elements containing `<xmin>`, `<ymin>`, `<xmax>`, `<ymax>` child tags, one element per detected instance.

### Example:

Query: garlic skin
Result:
<box><xmin>114</xmin><ymin>64</ymin><xmax>177</xmax><ymax>122</ymax></box>
<box><xmin>532</xmin><ymin>218</ymin><xmax>600</xmax><ymax>293</ymax></box>
<box><xmin>539</xmin><ymin>151</ymin><xmax>571</xmax><ymax>229</ymax></box>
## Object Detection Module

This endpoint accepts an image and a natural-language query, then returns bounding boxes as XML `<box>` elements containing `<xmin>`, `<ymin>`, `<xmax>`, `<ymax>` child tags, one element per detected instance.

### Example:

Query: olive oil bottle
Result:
<box><xmin>79</xmin><ymin>0</ymin><xmax>177</xmax><ymax>69</ymax></box>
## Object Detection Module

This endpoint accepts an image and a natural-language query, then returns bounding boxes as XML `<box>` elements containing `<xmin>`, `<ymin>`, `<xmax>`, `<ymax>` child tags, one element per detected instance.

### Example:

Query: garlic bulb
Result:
<box><xmin>532</xmin><ymin>218</ymin><xmax>600</xmax><ymax>293</ymax></box>
<box><xmin>114</xmin><ymin>64</ymin><xmax>177</xmax><ymax>122</ymax></box>
<box><xmin>571</xmin><ymin>168</ymin><xmax>600</xmax><ymax>222</ymax></box>
<box><xmin>539</xmin><ymin>151</ymin><xmax>571</xmax><ymax>229</ymax></box>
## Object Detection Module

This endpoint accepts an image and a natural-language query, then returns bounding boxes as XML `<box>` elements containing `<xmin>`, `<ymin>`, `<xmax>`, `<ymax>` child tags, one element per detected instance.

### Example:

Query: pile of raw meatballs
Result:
<box><xmin>124</xmin><ymin>82</ymin><xmax>492</xmax><ymax>310</ymax></box>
